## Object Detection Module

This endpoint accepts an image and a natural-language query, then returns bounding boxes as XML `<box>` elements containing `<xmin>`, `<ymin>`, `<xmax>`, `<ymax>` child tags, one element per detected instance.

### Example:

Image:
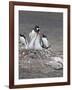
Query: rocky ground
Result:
<box><xmin>19</xmin><ymin>44</ymin><xmax>63</xmax><ymax>79</ymax></box>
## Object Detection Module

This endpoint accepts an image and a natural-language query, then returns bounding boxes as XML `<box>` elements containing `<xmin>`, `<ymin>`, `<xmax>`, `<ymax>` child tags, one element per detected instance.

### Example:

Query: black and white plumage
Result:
<box><xmin>29</xmin><ymin>25</ymin><xmax>42</xmax><ymax>50</ymax></box>
<box><xmin>19</xmin><ymin>25</ymin><xmax>50</xmax><ymax>50</ymax></box>
<box><xmin>19</xmin><ymin>34</ymin><xmax>28</xmax><ymax>49</ymax></box>
<box><xmin>41</xmin><ymin>34</ymin><xmax>49</xmax><ymax>49</ymax></box>
<box><xmin>29</xmin><ymin>25</ymin><xmax>40</xmax><ymax>41</ymax></box>
<box><xmin>33</xmin><ymin>25</ymin><xmax>40</xmax><ymax>33</ymax></box>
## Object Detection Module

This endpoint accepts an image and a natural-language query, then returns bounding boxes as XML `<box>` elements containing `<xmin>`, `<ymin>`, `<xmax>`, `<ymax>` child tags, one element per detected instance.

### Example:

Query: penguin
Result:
<box><xmin>28</xmin><ymin>25</ymin><xmax>42</xmax><ymax>50</ymax></box>
<box><xmin>41</xmin><ymin>34</ymin><xmax>49</xmax><ymax>49</ymax></box>
<box><xmin>19</xmin><ymin>34</ymin><xmax>28</xmax><ymax>49</ymax></box>
<box><xmin>29</xmin><ymin>25</ymin><xmax>40</xmax><ymax>41</ymax></box>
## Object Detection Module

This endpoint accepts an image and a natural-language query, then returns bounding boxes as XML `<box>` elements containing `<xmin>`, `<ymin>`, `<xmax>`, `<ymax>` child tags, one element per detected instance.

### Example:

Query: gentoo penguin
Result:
<box><xmin>29</xmin><ymin>25</ymin><xmax>40</xmax><ymax>41</ymax></box>
<box><xmin>41</xmin><ymin>34</ymin><xmax>49</xmax><ymax>49</ymax></box>
<box><xmin>29</xmin><ymin>25</ymin><xmax>42</xmax><ymax>50</ymax></box>
<box><xmin>19</xmin><ymin>34</ymin><xmax>28</xmax><ymax>49</ymax></box>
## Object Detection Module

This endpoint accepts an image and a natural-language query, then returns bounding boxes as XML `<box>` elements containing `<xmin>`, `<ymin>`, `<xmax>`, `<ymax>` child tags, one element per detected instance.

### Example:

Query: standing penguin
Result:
<box><xmin>29</xmin><ymin>25</ymin><xmax>42</xmax><ymax>50</ymax></box>
<box><xmin>19</xmin><ymin>34</ymin><xmax>28</xmax><ymax>49</ymax></box>
<box><xmin>29</xmin><ymin>25</ymin><xmax>40</xmax><ymax>41</ymax></box>
<box><xmin>41</xmin><ymin>34</ymin><xmax>49</xmax><ymax>49</ymax></box>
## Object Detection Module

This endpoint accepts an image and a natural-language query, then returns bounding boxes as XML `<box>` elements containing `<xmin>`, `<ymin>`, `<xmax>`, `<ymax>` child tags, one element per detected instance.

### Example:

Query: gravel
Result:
<box><xmin>19</xmin><ymin>44</ymin><xmax>63</xmax><ymax>79</ymax></box>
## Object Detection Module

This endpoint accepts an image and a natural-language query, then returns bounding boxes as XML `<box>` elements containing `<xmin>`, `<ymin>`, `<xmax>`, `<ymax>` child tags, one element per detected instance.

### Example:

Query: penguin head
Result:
<box><xmin>34</xmin><ymin>25</ymin><xmax>40</xmax><ymax>33</ymax></box>
<box><xmin>20</xmin><ymin>34</ymin><xmax>26</xmax><ymax>39</ymax></box>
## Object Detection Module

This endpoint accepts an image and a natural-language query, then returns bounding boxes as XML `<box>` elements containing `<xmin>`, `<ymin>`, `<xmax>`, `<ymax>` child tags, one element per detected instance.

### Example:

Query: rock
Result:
<box><xmin>48</xmin><ymin>59</ymin><xmax>63</xmax><ymax>70</ymax></box>
<box><xmin>19</xmin><ymin>45</ymin><xmax>63</xmax><ymax>69</ymax></box>
<box><xmin>19</xmin><ymin>44</ymin><xmax>63</xmax><ymax>78</ymax></box>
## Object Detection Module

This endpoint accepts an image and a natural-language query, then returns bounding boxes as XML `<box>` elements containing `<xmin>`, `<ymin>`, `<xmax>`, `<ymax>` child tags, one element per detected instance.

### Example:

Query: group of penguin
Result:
<box><xmin>19</xmin><ymin>25</ymin><xmax>49</xmax><ymax>50</ymax></box>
